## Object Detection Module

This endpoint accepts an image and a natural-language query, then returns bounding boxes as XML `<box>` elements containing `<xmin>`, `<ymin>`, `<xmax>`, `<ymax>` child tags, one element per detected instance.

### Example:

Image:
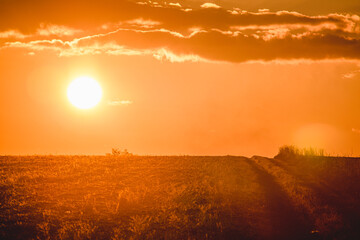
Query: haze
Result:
<box><xmin>1</xmin><ymin>0</ymin><xmax>360</xmax><ymax>156</ymax></box>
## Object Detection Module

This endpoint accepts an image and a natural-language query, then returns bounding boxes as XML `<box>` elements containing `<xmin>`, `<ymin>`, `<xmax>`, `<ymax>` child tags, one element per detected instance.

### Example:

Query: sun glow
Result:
<box><xmin>67</xmin><ymin>76</ymin><xmax>102</xmax><ymax>109</ymax></box>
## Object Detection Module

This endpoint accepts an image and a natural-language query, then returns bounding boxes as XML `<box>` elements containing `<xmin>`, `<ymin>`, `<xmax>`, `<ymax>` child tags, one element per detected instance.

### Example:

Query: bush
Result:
<box><xmin>302</xmin><ymin>147</ymin><xmax>325</xmax><ymax>157</ymax></box>
<box><xmin>275</xmin><ymin>145</ymin><xmax>326</xmax><ymax>159</ymax></box>
<box><xmin>111</xmin><ymin>148</ymin><xmax>132</xmax><ymax>156</ymax></box>
<box><xmin>274</xmin><ymin>145</ymin><xmax>300</xmax><ymax>159</ymax></box>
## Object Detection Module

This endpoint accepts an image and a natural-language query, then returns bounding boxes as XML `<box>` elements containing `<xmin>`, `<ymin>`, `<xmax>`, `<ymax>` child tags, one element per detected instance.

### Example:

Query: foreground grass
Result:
<box><xmin>1</xmin><ymin>155</ymin><xmax>360</xmax><ymax>239</ymax></box>
<box><xmin>0</xmin><ymin>155</ymin><xmax>264</xmax><ymax>240</ymax></box>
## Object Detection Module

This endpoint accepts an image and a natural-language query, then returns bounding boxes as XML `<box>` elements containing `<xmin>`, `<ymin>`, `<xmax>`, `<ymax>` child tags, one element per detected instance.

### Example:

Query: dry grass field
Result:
<box><xmin>1</xmin><ymin>153</ymin><xmax>360</xmax><ymax>239</ymax></box>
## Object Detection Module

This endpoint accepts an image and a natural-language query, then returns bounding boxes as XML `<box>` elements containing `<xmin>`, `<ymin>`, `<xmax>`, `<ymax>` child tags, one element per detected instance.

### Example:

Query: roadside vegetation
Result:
<box><xmin>268</xmin><ymin>145</ymin><xmax>360</xmax><ymax>238</ymax></box>
<box><xmin>274</xmin><ymin>145</ymin><xmax>326</xmax><ymax>159</ymax></box>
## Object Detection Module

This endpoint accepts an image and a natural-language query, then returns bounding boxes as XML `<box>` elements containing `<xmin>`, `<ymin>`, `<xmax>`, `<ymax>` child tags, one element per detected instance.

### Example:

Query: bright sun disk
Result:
<box><xmin>67</xmin><ymin>76</ymin><xmax>102</xmax><ymax>109</ymax></box>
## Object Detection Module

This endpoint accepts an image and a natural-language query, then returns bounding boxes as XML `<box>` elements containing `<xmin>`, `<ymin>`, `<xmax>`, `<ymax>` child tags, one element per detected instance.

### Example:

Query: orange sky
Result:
<box><xmin>1</xmin><ymin>0</ymin><xmax>360</xmax><ymax>156</ymax></box>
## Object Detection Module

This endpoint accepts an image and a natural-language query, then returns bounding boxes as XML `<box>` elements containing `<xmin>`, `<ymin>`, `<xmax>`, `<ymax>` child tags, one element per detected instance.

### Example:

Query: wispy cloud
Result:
<box><xmin>36</xmin><ymin>24</ymin><xmax>81</xmax><ymax>37</ymax></box>
<box><xmin>0</xmin><ymin>24</ymin><xmax>81</xmax><ymax>40</ymax></box>
<box><xmin>0</xmin><ymin>30</ymin><xmax>27</xmax><ymax>39</ymax></box>
<box><xmin>258</xmin><ymin>9</ymin><xmax>270</xmax><ymax>13</ymax></box>
<box><xmin>108</xmin><ymin>100</ymin><xmax>133</xmax><ymax>106</ymax></box>
<box><xmin>342</xmin><ymin>69</ymin><xmax>360</xmax><ymax>79</ymax></box>
<box><xmin>125</xmin><ymin>18</ymin><xmax>161</xmax><ymax>29</ymax></box>
<box><xmin>200</xmin><ymin>3</ymin><xmax>221</xmax><ymax>9</ymax></box>
<box><xmin>168</xmin><ymin>3</ymin><xmax>181</xmax><ymax>8</ymax></box>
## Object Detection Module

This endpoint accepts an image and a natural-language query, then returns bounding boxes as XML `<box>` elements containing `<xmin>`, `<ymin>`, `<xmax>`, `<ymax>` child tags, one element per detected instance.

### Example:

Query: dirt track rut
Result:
<box><xmin>242</xmin><ymin>158</ymin><xmax>314</xmax><ymax>240</ymax></box>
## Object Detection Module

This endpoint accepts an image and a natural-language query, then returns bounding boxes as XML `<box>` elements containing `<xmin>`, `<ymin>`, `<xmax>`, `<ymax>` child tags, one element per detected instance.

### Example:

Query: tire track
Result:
<box><xmin>244</xmin><ymin>158</ymin><xmax>314</xmax><ymax>240</ymax></box>
<box><xmin>271</xmin><ymin>157</ymin><xmax>360</xmax><ymax>239</ymax></box>
<box><xmin>250</xmin><ymin>156</ymin><xmax>344</xmax><ymax>239</ymax></box>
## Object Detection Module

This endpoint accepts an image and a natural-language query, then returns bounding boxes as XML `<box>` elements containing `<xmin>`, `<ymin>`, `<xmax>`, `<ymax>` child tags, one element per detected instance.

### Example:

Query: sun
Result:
<box><xmin>67</xmin><ymin>76</ymin><xmax>102</xmax><ymax>109</ymax></box>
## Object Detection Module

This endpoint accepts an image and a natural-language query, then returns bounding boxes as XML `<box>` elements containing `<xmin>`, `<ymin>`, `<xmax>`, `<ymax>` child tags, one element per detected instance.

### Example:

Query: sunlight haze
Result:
<box><xmin>1</xmin><ymin>0</ymin><xmax>360</xmax><ymax>156</ymax></box>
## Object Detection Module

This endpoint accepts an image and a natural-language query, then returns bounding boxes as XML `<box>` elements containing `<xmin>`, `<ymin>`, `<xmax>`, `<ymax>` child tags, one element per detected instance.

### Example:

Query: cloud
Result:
<box><xmin>0</xmin><ymin>24</ymin><xmax>81</xmax><ymax>40</ymax></box>
<box><xmin>4</xmin><ymin>26</ymin><xmax>360</xmax><ymax>63</ymax></box>
<box><xmin>200</xmin><ymin>3</ymin><xmax>221</xmax><ymax>9</ymax></box>
<box><xmin>343</xmin><ymin>72</ymin><xmax>357</xmax><ymax>79</ymax></box>
<box><xmin>258</xmin><ymin>9</ymin><xmax>270</xmax><ymax>13</ymax></box>
<box><xmin>1</xmin><ymin>1</ymin><xmax>360</xmax><ymax>63</ymax></box>
<box><xmin>342</xmin><ymin>69</ymin><xmax>360</xmax><ymax>79</ymax></box>
<box><xmin>36</xmin><ymin>24</ymin><xmax>81</xmax><ymax>36</ymax></box>
<box><xmin>168</xmin><ymin>3</ymin><xmax>181</xmax><ymax>8</ymax></box>
<box><xmin>108</xmin><ymin>100</ymin><xmax>133</xmax><ymax>106</ymax></box>
<box><xmin>125</xmin><ymin>18</ymin><xmax>161</xmax><ymax>28</ymax></box>
<box><xmin>0</xmin><ymin>30</ymin><xmax>27</xmax><ymax>39</ymax></box>
<box><xmin>153</xmin><ymin>48</ymin><xmax>205</xmax><ymax>62</ymax></box>
<box><xmin>1</xmin><ymin>0</ymin><xmax>358</xmax><ymax>36</ymax></box>
<box><xmin>183</xmin><ymin>8</ymin><xmax>192</xmax><ymax>12</ymax></box>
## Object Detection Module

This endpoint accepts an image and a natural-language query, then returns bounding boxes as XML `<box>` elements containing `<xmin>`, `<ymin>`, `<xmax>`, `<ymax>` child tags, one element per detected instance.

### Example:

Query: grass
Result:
<box><xmin>251</xmin><ymin>156</ymin><xmax>343</xmax><ymax>237</ymax></box>
<box><xmin>1</xmin><ymin>153</ymin><xmax>360</xmax><ymax>239</ymax></box>
<box><xmin>0</xmin><ymin>155</ymin><xmax>263</xmax><ymax>239</ymax></box>
<box><xmin>274</xmin><ymin>145</ymin><xmax>326</xmax><ymax>159</ymax></box>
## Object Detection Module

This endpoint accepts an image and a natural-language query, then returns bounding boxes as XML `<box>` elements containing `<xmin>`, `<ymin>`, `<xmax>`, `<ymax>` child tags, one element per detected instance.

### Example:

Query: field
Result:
<box><xmin>1</xmin><ymin>155</ymin><xmax>360</xmax><ymax>239</ymax></box>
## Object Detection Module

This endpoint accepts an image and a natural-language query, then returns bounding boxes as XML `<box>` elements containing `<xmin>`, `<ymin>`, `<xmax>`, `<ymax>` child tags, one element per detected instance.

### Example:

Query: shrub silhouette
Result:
<box><xmin>274</xmin><ymin>145</ymin><xmax>299</xmax><ymax>159</ymax></box>
<box><xmin>111</xmin><ymin>148</ymin><xmax>132</xmax><ymax>156</ymax></box>
<box><xmin>275</xmin><ymin>145</ymin><xmax>326</xmax><ymax>159</ymax></box>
